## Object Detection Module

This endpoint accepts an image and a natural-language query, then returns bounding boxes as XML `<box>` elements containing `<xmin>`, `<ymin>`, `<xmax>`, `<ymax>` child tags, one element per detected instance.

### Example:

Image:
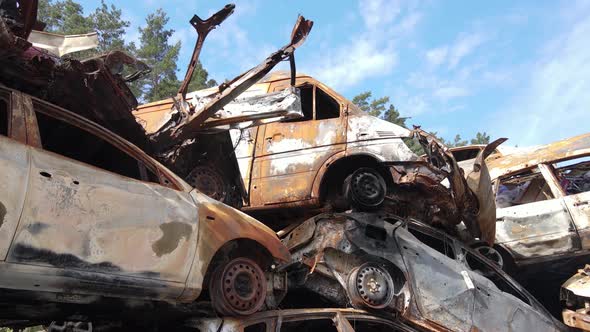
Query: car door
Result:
<box><xmin>230</xmin><ymin>127</ymin><xmax>258</xmax><ymax>203</ymax></box>
<box><xmin>249</xmin><ymin>82</ymin><xmax>346</xmax><ymax>207</ymax></box>
<box><xmin>495</xmin><ymin>165</ymin><xmax>579</xmax><ymax>261</ymax></box>
<box><xmin>398</xmin><ymin>226</ymin><xmax>475</xmax><ymax>331</ymax></box>
<box><xmin>462</xmin><ymin>250</ymin><xmax>561</xmax><ymax>331</ymax></box>
<box><xmin>7</xmin><ymin>97</ymin><xmax>198</xmax><ymax>297</ymax></box>
<box><xmin>552</xmin><ymin>157</ymin><xmax>590</xmax><ymax>249</ymax></box>
<box><xmin>0</xmin><ymin>90</ymin><xmax>30</xmax><ymax>260</ymax></box>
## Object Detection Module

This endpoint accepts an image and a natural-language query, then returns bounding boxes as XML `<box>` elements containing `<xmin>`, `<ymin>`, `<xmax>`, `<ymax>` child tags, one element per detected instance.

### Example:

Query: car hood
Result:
<box><xmin>347</xmin><ymin>113</ymin><xmax>412</xmax><ymax>142</ymax></box>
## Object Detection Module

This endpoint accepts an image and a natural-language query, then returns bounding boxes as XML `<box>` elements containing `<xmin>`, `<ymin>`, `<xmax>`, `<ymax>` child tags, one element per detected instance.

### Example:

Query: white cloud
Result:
<box><xmin>359</xmin><ymin>0</ymin><xmax>402</xmax><ymax>29</ymax></box>
<box><xmin>425</xmin><ymin>32</ymin><xmax>485</xmax><ymax>69</ymax></box>
<box><xmin>448</xmin><ymin>33</ymin><xmax>484</xmax><ymax>69</ymax></box>
<box><xmin>301</xmin><ymin>0</ymin><xmax>422</xmax><ymax>91</ymax></box>
<box><xmin>433</xmin><ymin>86</ymin><xmax>469</xmax><ymax>100</ymax></box>
<box><xmin>171</xmin><ymin>26</ymin><xmax>192</xmax><ymax>48</ymax></box>
<box><xmin>425</xmin><ymin>46</ymin><xmax>448</xmax><ymax>66</ymax></box>
<box><xmin>311</xmin><ymin>40</ymin><xmax>398</xmax><ymax>90</ymax></box>
<box><xmin>495</xmin><ymin>8</ymin><xmax>590</xmax><ymax>146</ymax></box>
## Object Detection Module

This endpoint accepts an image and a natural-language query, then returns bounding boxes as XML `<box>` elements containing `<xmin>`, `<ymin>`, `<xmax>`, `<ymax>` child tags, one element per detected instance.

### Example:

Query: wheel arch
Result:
<box><xmin>178</xmin><ymin>196</ymin><xmax>290</xmax><ymax>302</ymax></box>
<box><xmin>311</xmin><ymin>152</ymin><xmax>392</xmax><ymax>203</ymax></box>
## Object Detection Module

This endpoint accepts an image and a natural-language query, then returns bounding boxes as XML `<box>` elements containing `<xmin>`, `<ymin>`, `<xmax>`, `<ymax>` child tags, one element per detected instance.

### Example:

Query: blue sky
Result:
<box><xmin>75</xmin><ymin>0</ymin><xmax>590</xmax><ymax>147</ymax></box>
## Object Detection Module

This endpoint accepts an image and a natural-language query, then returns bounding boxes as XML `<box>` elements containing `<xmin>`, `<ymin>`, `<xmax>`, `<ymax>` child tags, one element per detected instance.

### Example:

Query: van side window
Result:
<box><xmin>34</xmin><ymin>103</ymin><xmax>159</xmax><ymax>184</ymax></box>
<box><xmin>0</xmin><ymin>92</ymin><xmax>9</xmax><ymax>136</ymax></box>
<box><xmin>315</xmin><ymin>87</ymin><xmax>339</xmax><ymax>120</ymax></box>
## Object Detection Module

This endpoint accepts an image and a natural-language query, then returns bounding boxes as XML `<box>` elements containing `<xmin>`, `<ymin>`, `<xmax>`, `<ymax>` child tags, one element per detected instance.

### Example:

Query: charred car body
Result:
<box><xmin>0</xmin><ymin>0</ymin><xmax>304</xmax><ymax>324</ymax></box>
<box><xmin>486</xmin><ymin>133</ymin><xmax>590</xmax><ymax>270</ymax></box>
<box><xmin>0</xmin><ymin>84</ymin><xmax>290</xmax><ymax>320</ymax></box>
<box><xmin>282</xmin><ymin>212</ymin><xmax>566</xmax><ymax>331</ymax></box>
<box><xmin>189</xmin><ymin>308</ymin><xmax>418</xmax><ymax>332</ymax></box>
<box><xmin>561</xmin><ymin>265</ymin><xmax>590</xmax><ymax>331</ymax></box>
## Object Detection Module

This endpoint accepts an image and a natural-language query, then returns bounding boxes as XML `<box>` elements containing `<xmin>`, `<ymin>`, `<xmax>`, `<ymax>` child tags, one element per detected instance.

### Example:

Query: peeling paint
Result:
<box><xmin>152</xmin><ymin>222</ymin><xmax>193</xmax><ymax>257</ymax></box>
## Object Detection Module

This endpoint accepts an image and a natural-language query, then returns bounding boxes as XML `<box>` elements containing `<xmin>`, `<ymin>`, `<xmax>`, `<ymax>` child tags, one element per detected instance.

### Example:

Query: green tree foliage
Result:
<box><xmin>134</xmin><ymin>9</ymin><xmax>181</xmax><ymax>102</ymax></box>
<box><xmin>187</xmin><ymin>60</ymin><xmax>218</xmax><ymax>91</ymax></box>
<box><xmin>450</xmin><ymin>134</ymin><xmax>468</xmax><ymax>147</ymax></box>
<box><xmin>89</xmin><ymin>0</ymin><xmax>130</xmax><ymax>53</ymax></box>
<box><xmin>36</xmin><ymin>1</ymin><xmax>219</xmax><ymax>102</ymax></box>
<box><xmin>470</xmin><ymin>131</ymin><xmax>491</xmax><ymax>145</ymax></box>
<box><xmin>38</xmin><ymin>0</ymin><xmax>130</xmax><ymax>56</ymax></box>
<box><xmin>38</xmin><ymin>0</ymin><xmax>91</xmax><ymax>35</ymax></box>
<box><xmin>351</xmin><ymin>91</ymin><xmax>389</xmax><ymax>117</ymax></box>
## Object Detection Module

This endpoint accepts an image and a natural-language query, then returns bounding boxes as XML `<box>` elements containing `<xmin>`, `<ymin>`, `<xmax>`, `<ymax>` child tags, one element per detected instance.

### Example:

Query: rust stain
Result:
<box><xmin>151</xmin><ymin>221</ymin><xmax>193</xmax><ymax>257</ymax></box>
<box><xmin>488</xmin><ymin>132</ymin><xmax>590</xmax><ymax>180</ymax></box>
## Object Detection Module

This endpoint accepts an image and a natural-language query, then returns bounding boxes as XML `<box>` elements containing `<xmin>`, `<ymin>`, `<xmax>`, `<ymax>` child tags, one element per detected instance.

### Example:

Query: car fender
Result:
<box><xmin>179</xmin><ymin>190</ymin><xmax>290</xmax><ymax>302</ymax></box>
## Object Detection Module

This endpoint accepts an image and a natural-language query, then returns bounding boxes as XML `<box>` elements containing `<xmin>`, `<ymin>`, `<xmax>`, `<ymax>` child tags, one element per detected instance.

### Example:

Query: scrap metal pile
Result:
<box><xmin>0</xmin><ymin>1</ymin><xmax>588</xmax><ymax>331</ymax></box>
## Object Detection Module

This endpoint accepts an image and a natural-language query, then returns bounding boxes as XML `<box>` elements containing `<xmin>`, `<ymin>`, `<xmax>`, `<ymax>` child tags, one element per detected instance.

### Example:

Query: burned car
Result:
<box><xmin>561</xmin><ymin>264</ymin><xmax>590</xmax><ymax>331</ymax></box>
<box><xmin>135</xmin><ymin>72</ymin><xmax>415</xmax><ymax>213</ymax></box>
<box><xmin>282</xmin><ymin>212</ymin><xmax>566</xmax><ymax>331</ymax></box>
<box><xmin>0</xmin><ymin>85</ymin><xmax>291</xmax><ymax>320</ymax></box>
<box><xmin>189</xmin><ymin>308</ymin><xmax>417</xmax><ymax>332</ymax></box>
<box><xmin>486</xmin><ymin>133</ymin><xmax>590</xmax><ymax>270</ymax></box>
<box><xmin>350</xmin><ymin>129</ymin><xmax>504</xmax><ymax>247</ymax></box>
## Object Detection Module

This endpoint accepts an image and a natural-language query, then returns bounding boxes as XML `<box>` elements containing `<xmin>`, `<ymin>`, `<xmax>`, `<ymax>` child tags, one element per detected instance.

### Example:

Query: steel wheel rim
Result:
<box><xmin>350</xmin><ymin>170</ymin><xmax>385</xmax><ymax>207</ymax></box>
<box><xmin>348</xmin><ymin>263</ymin><xmax>395</xmax><ymax>309</ymax></box>
<box><xmin>212</xmin><ymin>257</ymin><xmax>266</xmax><ymax>316</ymax></box>
<box><xmin>187</xmin><ymin>166</ymin><xmax>225</xmax><ymax>201</ymax></box>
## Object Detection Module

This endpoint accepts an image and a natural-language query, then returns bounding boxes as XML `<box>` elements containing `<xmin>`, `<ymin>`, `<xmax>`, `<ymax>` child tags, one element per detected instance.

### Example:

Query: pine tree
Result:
<box><xmin>187</xmin><ymin>60</ymin><xmax>218</xmax><ymax>91</ymax></box>
<box><xmin>89</xmin><ymin>0</ymin><xmax>130</xmax><ymax>53</ymax></box>
<box><xmin>134</xmin><ymin>9</ymin><xmax>181</xmax><ymax>102</ymax></box>
<box><xmin>470</xmin><ymin>132</ymin><xmax>491</xmax><ymax>145</ymax></box>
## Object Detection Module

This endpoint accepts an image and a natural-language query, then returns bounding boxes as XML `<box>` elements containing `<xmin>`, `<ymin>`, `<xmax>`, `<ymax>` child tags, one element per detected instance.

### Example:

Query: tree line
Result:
<box><xmin>38</xmin><ymin>0</ymin><xmax>216</xmax><ymax>102</ymax></box>
<box><xmin>352</xmin><ymin>91</ymin><xmax>491</xmax><ymax>153</ymax></box>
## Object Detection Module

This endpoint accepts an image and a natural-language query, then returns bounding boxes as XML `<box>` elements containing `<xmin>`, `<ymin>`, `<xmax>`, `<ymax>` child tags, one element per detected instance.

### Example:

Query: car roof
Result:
<box><xmin>487</xmin><ymin>132</ymin><xmax>590</xmax><ymax>180</ymax></box>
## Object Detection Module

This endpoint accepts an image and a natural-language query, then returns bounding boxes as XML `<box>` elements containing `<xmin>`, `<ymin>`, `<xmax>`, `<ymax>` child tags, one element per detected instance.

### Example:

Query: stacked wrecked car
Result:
<box><xmin>0</xmin><ymin>1</ymin><xmax>579</xmax><ymax>331</ymax></box>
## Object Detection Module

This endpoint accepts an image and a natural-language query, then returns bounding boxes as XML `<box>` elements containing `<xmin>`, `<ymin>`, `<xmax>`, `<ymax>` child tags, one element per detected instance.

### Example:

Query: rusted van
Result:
<box><xmin>134</xmin><ymin>72</ymin><xmax>415</xmax><ymax>211</ymax></box>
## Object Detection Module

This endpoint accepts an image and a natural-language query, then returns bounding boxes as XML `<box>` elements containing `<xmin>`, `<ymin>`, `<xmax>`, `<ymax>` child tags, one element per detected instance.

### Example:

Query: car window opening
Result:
<box><xmin>496</xmin><ymin>167</ymin><xmax>554</xmax><ymax>207</ymax></box>
<box><xmin>244</xmin><ymin>322</ymin><xmax>266</xmax><ymax>332</ymax></box>
<box><xmin>451</xmin><ymin>148</ymin><xmax>481</xmax><ymax>162</ymax></box>
<box><xmin>34</xmin><ymin>106</ymin><xmax>158</xmax><ymax>184</ymax></box>
<box><xmin>280</xmin><ymin>319</ymin><xmax>338</xmax><ymax>332</ymax></box>
<box><xmin>315</xmin><ymin>87</ymin><xmax>339</xmax><ymax>120</ymax></box>
<box><xmin>349</xmin><ymin>319</ymin><xmax>405</xmax><ymax>332</ymax></box>
<box><xmin>464</xmin><ymin>251</ymin><xmax>530</xmax><ymax>305</ymax></box>
<box><xmin>285</xmin><ymin>84</ymin><xmax>313</xmax><ymax>122</ymax></box>
<box><xmin>407</xmin><ymin>227</ymin><xmax>456</xmax><ymax>259</ymax></box>
<box><xmin>554</xmin><ymin>157</ymin><xmax>590</xmax><ymax>195</ymax></box>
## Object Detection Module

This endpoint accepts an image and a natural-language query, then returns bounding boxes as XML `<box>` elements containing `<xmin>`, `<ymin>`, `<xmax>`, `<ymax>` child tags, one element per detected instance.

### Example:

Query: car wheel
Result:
<box><xmin>474</xmin><ymin>245</ymin><xmax>504</xmax><ymax>269</ymax></box>
<box><xmin>209</xmin><ymin>257</ymin><xmax>267</xmax><ymax>316</ymax></box>
<box><xmin>347</xmin><ymin>263</ymin><xmax>395</xmax><ymax>309</ymax></box>
<box><xmin>344</xmin><ymin>168</ymin><xmax>387</xmax><ymax>211</ymax></box>
<box><xmin>186</xmin><ymin>165</ymin><xmax>227</xmax><ymax>202</ymax></box>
